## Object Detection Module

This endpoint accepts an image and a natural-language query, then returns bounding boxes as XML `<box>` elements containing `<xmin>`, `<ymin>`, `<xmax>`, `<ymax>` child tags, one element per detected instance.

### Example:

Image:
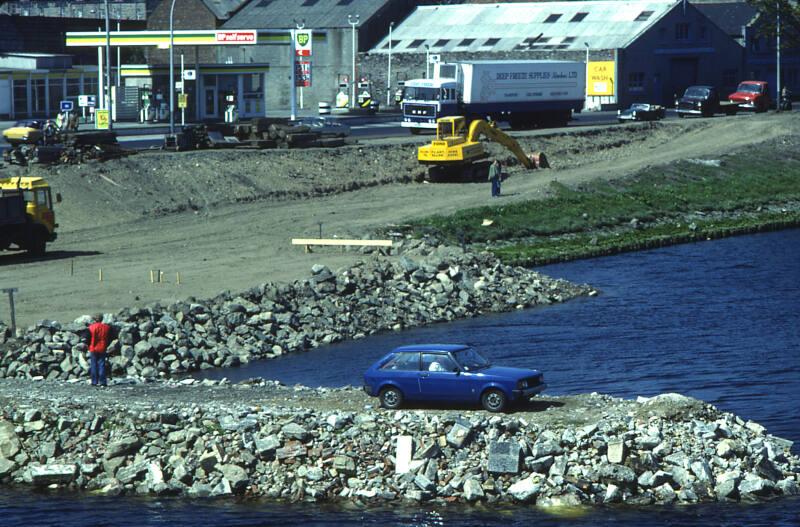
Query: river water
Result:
<box><xmin>2</xmin><ymin>230</ymin><xmax>799</xmax><ymax>525</ymax></box>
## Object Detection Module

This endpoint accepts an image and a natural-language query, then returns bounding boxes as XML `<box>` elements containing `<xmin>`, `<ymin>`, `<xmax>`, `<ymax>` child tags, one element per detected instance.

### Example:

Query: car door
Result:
<box><xmin>419</xmin><ymin>353</ymin><xmax>471</xmax><ymax>402</ymax></box>
<box><xmin>384</xmin><ymin>352</ymin><xmax>422</xmax><ymax>401</ymax></box>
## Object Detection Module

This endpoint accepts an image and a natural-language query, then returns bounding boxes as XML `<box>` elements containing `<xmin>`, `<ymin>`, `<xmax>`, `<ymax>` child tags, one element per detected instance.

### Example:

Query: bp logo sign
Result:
<box><xmin>295</xmin><ymin>29</ymin><xmax>312</xmax><ymax>56</ymax></box>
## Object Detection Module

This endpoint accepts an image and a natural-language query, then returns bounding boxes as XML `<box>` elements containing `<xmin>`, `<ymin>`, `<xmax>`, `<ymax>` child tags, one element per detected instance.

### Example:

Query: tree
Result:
<box><xmin>747</xmin><ymin>0</ymin><xmax>800</xmax><ymax>49</ymax></box>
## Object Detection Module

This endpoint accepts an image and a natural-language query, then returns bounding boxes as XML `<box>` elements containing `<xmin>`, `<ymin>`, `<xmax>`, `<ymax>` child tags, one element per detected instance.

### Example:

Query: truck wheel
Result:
<box><xmin>379</xmin><ymin>386</ymin><xmax>403</xmax><ymax>409</ymax></box>
<box><xmin>481</xmin><ymin>388</ymin><xmax>507</xmax><ymax>412</ymax></box>
<box><xmin>27</xmin><ymin>231</ymin><xmax>47</xmax><ymax>257</ymax></box>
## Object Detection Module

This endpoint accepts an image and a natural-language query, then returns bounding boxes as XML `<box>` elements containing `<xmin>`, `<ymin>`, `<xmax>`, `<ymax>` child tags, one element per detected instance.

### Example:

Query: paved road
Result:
<box><xmin>2</xmin><ymin>108</ymin><xmax>795</xmax><ymax>153</ymax></box>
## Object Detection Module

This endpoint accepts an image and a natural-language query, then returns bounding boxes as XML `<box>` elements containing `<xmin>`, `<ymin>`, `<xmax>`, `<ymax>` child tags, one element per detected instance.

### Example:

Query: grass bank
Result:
<box><xmin>398</xmin><ymin>137</ymin><xmax>800</xmax><ymax>265</ymax></box>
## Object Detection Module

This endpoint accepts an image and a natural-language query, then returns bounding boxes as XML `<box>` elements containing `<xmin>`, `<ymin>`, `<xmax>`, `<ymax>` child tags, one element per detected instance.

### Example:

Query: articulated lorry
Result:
<box><xmin>0</xmin><ymin>177</ymin><xmax>60</xmax><ymax>256</ymax></box>
<box><xmin>401</xmin><ymin>60</ymin><xmax>585</xmax><ymax>133</ymax></box>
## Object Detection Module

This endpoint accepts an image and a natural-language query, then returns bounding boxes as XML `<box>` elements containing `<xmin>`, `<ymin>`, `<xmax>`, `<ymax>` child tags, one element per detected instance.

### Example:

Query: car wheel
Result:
<box><xmin>379</xmin><ymin>386</ymin><xmax>403</xmax><ymax>409</ymax></box>
<box><xmin>481</xmin><ymin>389</ymin><xmax>507</xmax><ymax>413</ymax></box>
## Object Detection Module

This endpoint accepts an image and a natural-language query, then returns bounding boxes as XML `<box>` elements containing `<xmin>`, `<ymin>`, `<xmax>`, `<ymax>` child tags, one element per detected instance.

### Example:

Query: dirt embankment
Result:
<box><xmin>1</xmin><ymin>113</ymin><xmax>797</xmax><ymax>326</ymax></box>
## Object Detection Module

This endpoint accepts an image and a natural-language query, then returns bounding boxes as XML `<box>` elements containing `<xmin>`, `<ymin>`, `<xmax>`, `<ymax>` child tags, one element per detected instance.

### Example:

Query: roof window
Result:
<box><xmin>635</xmin><ymin>10</ymin><xmax>654</xmax><ymax>21</ymax></box>
<box><xmin>544</xmin><ymin>14</ymin><xmax>562</xmax><ymax>23</ymax></box>
<box><xmin>434</xmin><ymin>39</ymin><xmax>450</xmax><ymax>47</ymax></box>
<box><xmin>257</xmin><ymin>0</ymin><xmax>272</xmax><ymax>6</ymax></box>
<box><xmin>561</xmin><ymin>36</ymin><xmax>576</xmax><ymax>43</ymax></box>
<box><xmin>458</xmin><ymin>38</ymin><xmax>475</xmax><ymax>46</ymax></box>
<box><xmin>407</xmin><ymin>39</ymin><xmax>426</xmax><ymax>49</ymax></box>
<box><xmin>337</xmin><ymin>0</ymin><xmax>354</xmax><ymax>5</ymax></box>
<box><xmin>301</xmin><ymin>0</ymin><xmax>318</xmax><ymax>6</ymax></box>
<box><xmin>483</xmin><ymin>37</ymin><xmax>501</xmax><ymax>47</ymax></box>
<box><xmin>570</xmin><ymin>12</ymin><xmax>588</xmax><ymax>22</ymax></box>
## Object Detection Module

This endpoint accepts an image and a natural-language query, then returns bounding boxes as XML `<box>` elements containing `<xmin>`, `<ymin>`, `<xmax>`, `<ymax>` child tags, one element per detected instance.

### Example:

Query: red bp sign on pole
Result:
<box><xmin>295</xmin><ymin>29</ymin><xmax>312</xmax><ymax>56</ymax></box>
<box><xmin>295</xmin><ymin>61</ymin><xmax>312</xmax><ymax>87</ymax></box>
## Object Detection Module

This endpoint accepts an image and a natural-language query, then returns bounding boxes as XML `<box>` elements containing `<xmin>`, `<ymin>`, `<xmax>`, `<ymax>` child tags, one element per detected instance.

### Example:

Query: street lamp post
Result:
<box><xmin>776</xmin><ymin>0</ymin><xmax>781</xmax><ymax>109</ymax></box>
<box><xmin>425</xmin><ymin>44</ymin><xmax>430</xmax><ymax>78</ymax></box>
<box><xmin>169</xmin><ymin>0</ymin><xmax>177</xmax><ymax>134</ymax></box>
<box><xmin>387</xmin><ymin>21</ymin><xmax>394</xmax><ymax>106</ymax></box>
<box><xmin>584</xmin><ymin>42</ymin><xmax>590</xmax><ymax>108</ymax></box>
<box><xmin>104</xmin><ymin>0</ymin><xmax>112</xmax><ymax>129</ymax></box>
<box><xmin>348</xmin><ymin>14</ymin><xmax>359</xmax><ymax>109</ymax></box>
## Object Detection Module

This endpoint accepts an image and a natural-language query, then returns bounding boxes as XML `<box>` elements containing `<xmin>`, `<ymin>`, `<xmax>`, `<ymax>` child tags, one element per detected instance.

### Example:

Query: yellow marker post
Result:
<box><xmin>95</xmin><ymin>109</ymin><xmax>110</xmax><ymax>130</ymax></box>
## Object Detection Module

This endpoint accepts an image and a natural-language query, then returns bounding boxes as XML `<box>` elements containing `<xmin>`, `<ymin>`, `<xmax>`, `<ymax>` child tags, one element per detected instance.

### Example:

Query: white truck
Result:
<box><xmin>401</xmin><ymin>60</ymin><xmax>585</xmax><ymax>133</ymax></box>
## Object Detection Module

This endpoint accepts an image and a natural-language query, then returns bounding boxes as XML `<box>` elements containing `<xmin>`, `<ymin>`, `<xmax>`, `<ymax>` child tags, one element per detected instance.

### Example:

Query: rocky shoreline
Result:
<box><xmin>0</xmin><ymin>241</ymin><xmax>591</xmax><ymax>381</ymax></box>
<box><xmin>0</xmin><ymin>378</ymin><xmax>797</xmax><ymax>506</ymax></box>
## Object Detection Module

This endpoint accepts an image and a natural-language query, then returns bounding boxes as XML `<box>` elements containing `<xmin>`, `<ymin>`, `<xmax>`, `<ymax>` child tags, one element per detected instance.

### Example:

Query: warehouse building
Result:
<box><xmin>363</xmin><ymin>0</ymin><xmax>746</xmax><ymax>109</ymax></box>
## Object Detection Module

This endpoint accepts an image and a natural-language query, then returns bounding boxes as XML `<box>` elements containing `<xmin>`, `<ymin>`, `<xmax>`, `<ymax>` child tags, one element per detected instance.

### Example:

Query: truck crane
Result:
<box><xmin>417</xmin><ymin>116</ymin><xmax>547</xmax><ymax>182</ymax></box>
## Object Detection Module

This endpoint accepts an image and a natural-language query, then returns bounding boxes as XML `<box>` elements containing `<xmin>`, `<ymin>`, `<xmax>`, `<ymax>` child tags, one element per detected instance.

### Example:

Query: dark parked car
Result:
<box><xmin>293</xmin><ymin>117</ymin><xmax>350</xmax><ymax>137</ymax></box>
<box><xmin>676</xmin><ymin>85</ymin><xmax>738</xmax><ymax>117</ymax></box>
<box><xmin>363</xmin><ymin>344</ymin><xmax>547</xmax><ymax>412</ymax></box>
<box><xmin>617</xmin><ymin>103</ymin><xmax>666</xmax><ymax>122</ymax></box>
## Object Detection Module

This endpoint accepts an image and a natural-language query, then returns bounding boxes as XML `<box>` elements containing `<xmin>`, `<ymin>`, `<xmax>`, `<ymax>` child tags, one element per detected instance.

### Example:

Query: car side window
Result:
<box><xmin>422</xmin><ymin>353</ymin><xmax>457</xmax><ymax>372</ymax></box>
<box><xmin>381</xmin><ymin>352</ymin><xmax>420</xmax><ymax>371</ymax></box>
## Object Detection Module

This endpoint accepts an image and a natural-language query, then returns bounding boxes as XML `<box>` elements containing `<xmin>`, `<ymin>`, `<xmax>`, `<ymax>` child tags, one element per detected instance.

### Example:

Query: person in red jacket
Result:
<box><xmin>88</xmin><ymin>313</ymin><xmax>111</xmax><ymax>387</ymax></box>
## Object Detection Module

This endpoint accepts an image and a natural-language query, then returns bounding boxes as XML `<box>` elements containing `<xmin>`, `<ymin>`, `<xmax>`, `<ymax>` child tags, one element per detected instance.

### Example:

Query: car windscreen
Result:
<box><xmin>453</xmin><ymin>348</ymin><xmax>491</xmax><ymax>371</ymax></box>
<box><xmin>737</xmin><ymin>83</ymin><xmax>762</xmax><ymax>93</ymax></box>
<box><xmin>684</xmin><ymin>87</ymin><xmax>710</xmax><ymax>98</ymax></box>
<box><xmin>630</xmin><ymin>104</ymin><xmax>649</xmax><ymax>110</ymax></box>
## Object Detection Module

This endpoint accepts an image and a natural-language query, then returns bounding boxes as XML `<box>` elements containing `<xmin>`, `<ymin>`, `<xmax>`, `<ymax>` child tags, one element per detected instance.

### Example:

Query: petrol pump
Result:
<box><xmin>335</xmin><ymin>81</ymin><xmax>349</xmax><ymax>109</ymax></box>
<box><xmin>139</xmin><ymin>86</ymin><xmax>152</xmax><ymax>123</ymax></box>
<box><xmin>394</xmin><ymin>80</ymin><xmax>406</xmax><ymax>108</ymax></box>
<box><xmin>224</xmin><ymin>90</ymin><xmax>238</xmax><ymax>123</ymax></box>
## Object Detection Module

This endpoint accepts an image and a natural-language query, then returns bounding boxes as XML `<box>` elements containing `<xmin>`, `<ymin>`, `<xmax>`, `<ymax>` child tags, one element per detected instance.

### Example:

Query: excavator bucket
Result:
<box><xmin>528</xmin><ymin>152</ymin><xmax>549</xmax><ymax>169</ymax></box>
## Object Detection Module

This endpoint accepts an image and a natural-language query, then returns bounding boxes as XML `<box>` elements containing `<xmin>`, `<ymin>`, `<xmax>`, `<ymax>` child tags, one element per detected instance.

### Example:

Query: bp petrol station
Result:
<box><xmin>64</xmin><ymin>28</ymin><xmax>317</xmax><ymax>126</ymax></box>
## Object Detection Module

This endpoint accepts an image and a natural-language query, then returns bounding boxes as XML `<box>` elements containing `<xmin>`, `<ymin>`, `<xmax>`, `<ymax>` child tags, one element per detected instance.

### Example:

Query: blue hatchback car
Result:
<box><xmin>363</xmin><ymin>344</ymin><xmax>547</xmax><ymax>412</ymax></box>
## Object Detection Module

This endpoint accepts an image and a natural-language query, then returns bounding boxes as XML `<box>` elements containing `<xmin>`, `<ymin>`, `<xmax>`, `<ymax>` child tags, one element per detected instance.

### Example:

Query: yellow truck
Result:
<box><xmin>0</xmin><ymin>176</ymin><xmax>60</xmax><ymax>256</ymax></box>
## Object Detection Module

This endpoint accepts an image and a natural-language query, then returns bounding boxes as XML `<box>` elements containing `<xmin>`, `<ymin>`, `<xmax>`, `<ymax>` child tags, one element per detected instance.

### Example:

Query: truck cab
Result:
<box><xmin>728</xmin><ymin>81</ymin><xmax>771</xmax><ymax>112</ymax></box>
<box><xmin>400</xmin><ymin>78</ymin><xmax>460</xmax><ymax>132</ymax></box>
<box><xmin>0</xmin><ymin>176</ymin><xmax>59</xmax><ymax>256</ymax></box>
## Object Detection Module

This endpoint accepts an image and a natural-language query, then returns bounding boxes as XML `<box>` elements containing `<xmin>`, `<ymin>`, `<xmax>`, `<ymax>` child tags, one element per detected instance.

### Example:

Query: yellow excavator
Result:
<box><xmin>417</xmin><ymin>116</ymin><xmax>548</xmax><ymax>182</ymax></box>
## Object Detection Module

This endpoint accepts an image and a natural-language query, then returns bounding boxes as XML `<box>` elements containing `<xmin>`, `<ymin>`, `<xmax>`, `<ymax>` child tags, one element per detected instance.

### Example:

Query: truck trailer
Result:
<box><xmin>401</xmin><ymin>60</ymin><xmax>585</xmax><ymax>132</ymax></box>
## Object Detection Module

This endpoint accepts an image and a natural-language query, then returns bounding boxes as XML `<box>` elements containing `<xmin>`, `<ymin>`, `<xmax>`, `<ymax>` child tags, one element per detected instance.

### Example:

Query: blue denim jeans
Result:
<box><xmin>90</xmin><ymin>352</ymin><xmax>107</xmax><ymax>386</ymax></box>
<box><xmin>491</xmin><ymin>178</ymin><xmax>501</xmax><ymax>197</ymax></box>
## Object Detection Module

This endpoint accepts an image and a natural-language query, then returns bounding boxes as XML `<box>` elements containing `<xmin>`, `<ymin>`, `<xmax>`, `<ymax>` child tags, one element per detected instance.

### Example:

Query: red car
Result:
<box><xmin>728</xmin><ymin>81</ymin><xmax>771</xmax><ymax>112</ymax></box>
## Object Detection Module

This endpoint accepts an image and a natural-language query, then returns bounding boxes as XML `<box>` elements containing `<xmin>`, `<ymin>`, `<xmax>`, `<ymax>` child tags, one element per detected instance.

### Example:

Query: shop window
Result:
<box><xmin>49</xmin><ymin>78</ymin><xmax>64</xmax><ymax>116</ymax></box>
<box><xmin>629</xmin><ymin>72</ymin><xmax>645</xmax><ymax>91</ymax></box>
<box><xmin>67</xmin><ymin>78</ymin><xmax>81</xmax><ymax>98</ymax></box>
<box><xmin>31</xmin><ymin>79</ymin><xmax>46</xmax><ymax>116</ymax></box>
<box><xmin>675</xmin><ymin>23</ymin><xmax>689</xmax><ymax>40</ymax></box>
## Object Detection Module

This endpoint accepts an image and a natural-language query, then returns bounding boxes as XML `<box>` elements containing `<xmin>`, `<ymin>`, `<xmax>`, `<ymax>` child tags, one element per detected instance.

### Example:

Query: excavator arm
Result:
<box><xmin>466</xmin><ymin>120</ymin><xmax>534</xmax><ymax>169</ymax></box>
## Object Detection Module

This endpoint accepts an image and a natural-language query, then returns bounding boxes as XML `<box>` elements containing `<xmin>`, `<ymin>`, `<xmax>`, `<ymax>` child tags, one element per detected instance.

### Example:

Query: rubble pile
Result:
<box><xmin>0</xmin><ymin>387</ymin><xmax>796</xmax><ymax>506</ymax></box>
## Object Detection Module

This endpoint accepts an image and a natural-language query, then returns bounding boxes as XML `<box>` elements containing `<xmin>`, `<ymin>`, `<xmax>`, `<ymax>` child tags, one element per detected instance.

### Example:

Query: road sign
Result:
<box><xmin>295</xmin><ymin>61</ymin><xmax>311</xmax><ymax>87</ymax></box>
<box><xmin>175</xmin><ymin>81</ymin><xmax>184</xmax><ymax>90</ymax></box>
<box><xmin>178</xmin><ymin>93</ymin><xmax>188</xmax><ymax>109</ymax></box>
<box><xmin>78</xmin><ymin>94</ymin><xmax>96</xmax><ymax>107</ymax></box>
<box><xmin>60</xmin><ymin>100</ymin><xmax>74</xmax><ymax>112</ymax></box>
<box><xmin>95</xmin><ymin>109</ymin><xmax>109</xmax><ymax>130</ymax></box>
<box><xmin>294</xmin><ymin>29</ymin><xmax>312</xmax><ymax>57</ymax></box>
<box><xmin>428</xmin><ymin>54</ymin><xmax>440</xmax><ymax>64</ymax></box>
<box><xmin>183</xmin><ymin>69</ymin><xmax>196</xmax><ymax>80</ymax></box>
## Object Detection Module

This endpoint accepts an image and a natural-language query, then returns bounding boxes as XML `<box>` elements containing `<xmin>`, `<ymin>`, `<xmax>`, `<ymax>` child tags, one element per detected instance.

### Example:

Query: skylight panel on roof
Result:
<box><xmin>635</xmin><ymin>10</ymin><xmax>654</xmax><ymax>21</ymax></box>
<box><xmin>301</xmin><ymin>0</ymin><xmax>318</xmax><ymax>6</ymax></box>
<box><xmin>407</xmin><ymin>39</ymin><xmax>426</xmax><ymax>49</ymax></box>
<box><xmin>457</xmin><ymin>38</ymin><xmax>475</xmax><ymax>47</ymax></box>
<box><xmin>337</xmin><ymin>0</ymin><xmax>354</xmax><ymax>5</ymax></box>
<box><xmin>482</xmin><ymin>38</ymin><xmax>501</xmax><ymax>47</ymax></box>
<box><xmin>257</xmin><ymin>0</ymin><xmax>272</xmax><ymax>6</ymax></box>
<box><xmin>570</xmin><ymin>12</ymin><xmax>588</xmax><ymax>22</ymax></box>
<box><xmin>544</xmin><ymin>14</ymin><xmax>562</xmax><ymax>23</ymax></box>
<box><xmin>434</xmin><ymin>39</ymin><xmax>450</xmax><ymax>47</ymax></box>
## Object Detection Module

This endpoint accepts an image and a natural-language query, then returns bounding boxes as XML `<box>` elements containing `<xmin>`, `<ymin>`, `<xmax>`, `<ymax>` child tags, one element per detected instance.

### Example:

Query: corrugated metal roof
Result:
<box><xmin>223</xmin><ymin>0</ymin><xmax>390</xmax><ymax>29</ymax></box>
<box><xmin>201</xmin><ymin>0</ymin><xmax>249</xmax><ymax>20</ymax></box>
<box><xmin>371</xmin><ymin>0</ymin><xmax>677</xmax><ymax>53</ymax></box>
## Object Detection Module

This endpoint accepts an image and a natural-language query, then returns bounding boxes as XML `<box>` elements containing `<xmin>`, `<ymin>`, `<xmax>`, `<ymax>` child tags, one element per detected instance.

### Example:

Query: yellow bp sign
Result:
<box><xmin>587</xmin><ymin>61</ymin><xmax>615</xmax><ymax>96</ymax></box>
<box><xmin>95</xmin><ymin>109</ymin><xmax>110</xmax><ymax>130</ymax></box>
<box><xmin>178</xmin><ymin>93</ymin><xmax>188</xmax><ymax>109</ymax></box>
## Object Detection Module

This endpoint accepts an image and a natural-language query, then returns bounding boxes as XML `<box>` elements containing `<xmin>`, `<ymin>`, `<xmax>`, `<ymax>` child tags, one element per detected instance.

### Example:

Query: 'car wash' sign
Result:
<box><xmin>215</xmin><ymin>30</ymin><xmax>256</xmax><ymax>44</ymax></box>
<box><xmin>587</xmin><ymin>61</ymin><xmax>615</xmax><ymax>96</ymax></box>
